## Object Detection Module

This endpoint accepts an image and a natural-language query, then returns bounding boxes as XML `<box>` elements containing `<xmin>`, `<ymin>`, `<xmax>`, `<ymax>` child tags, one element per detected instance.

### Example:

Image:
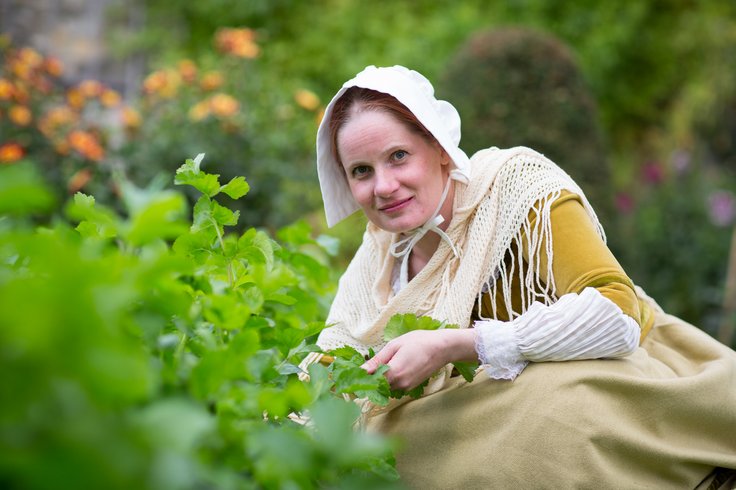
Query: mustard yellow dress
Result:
<box><xmin>369</xmin><ymin>193</ymin><xmax>736</xmax><ymax>489</ymax></box>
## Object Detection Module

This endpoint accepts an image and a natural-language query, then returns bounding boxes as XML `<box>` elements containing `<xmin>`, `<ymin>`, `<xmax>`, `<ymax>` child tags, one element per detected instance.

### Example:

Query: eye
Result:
<box><xmin>351</xmin><ymin>165</ymin><xmax>372</xmax><ymax>179</ymax></box>
<box><xmin>392</xmin><ymin>150</ymin><xmax>408</xmax><ymax>161</ymax></box>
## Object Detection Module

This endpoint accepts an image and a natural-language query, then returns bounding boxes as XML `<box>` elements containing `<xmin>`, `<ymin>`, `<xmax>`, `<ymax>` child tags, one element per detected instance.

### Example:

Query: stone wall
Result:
<box><xmin>0</xmin><ymin>0</ymin><xmax>144</xmax><ymax>98</ymax></box>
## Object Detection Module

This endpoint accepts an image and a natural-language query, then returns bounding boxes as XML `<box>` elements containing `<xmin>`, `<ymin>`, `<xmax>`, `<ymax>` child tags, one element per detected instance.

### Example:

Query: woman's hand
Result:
<box><xmin>361</xmin><ymin>328</ymin><xmax>477</xmax><ymax>391</ymax></box>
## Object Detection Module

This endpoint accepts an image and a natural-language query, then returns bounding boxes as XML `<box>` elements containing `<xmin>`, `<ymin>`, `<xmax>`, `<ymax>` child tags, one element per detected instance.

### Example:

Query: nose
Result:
<box><xmin>373</xmin><ymin>167</ymin><xmax>399</xmax><ymax>198</ymax></box>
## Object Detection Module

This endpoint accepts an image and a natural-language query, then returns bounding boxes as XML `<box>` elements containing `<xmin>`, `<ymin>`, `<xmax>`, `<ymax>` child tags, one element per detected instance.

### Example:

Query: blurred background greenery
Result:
<box><xmin>1</xmin><ymin>0</ymin><xmax>735</xmax><ymax>342</ymax></box>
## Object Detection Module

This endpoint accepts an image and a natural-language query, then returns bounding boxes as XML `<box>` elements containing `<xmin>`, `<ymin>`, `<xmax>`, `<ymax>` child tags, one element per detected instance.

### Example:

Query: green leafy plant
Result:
<box><xmin>439</xmin><ymin>27</ymin><xmax>612</xmax><ymax>224</ymax></box>
<box><xmin>0</xmin><ymin>156</ymin><xmax>404</xmax><ymax>489</ymax></box>
<box><xmin>324</xmin><ymin>313</ymin><xmax>478</xmax><ymax>402</ymax></box>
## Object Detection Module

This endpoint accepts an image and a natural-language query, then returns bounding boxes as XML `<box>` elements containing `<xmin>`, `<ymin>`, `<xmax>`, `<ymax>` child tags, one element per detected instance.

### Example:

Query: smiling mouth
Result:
<box><xmin>379</xmin><ymin>197</ymin><xmax>413</xmax><ymax>213</ymax></box>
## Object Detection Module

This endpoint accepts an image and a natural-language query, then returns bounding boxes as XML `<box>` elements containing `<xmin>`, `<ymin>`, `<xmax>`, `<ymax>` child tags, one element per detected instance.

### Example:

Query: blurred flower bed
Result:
<box><xmin>0</xmin><ymin>37</ymin><xmax>120</xmax><ymax>197</ymax></box>
<box><xmin>608</xmin><ymin>150</ymin><xmax>735</xmax><ymax>343</ymax></box>
<box><xmin>0</xmin><ymin>28</ymin><xmax>324</xmax><ymax>228</ymax></box>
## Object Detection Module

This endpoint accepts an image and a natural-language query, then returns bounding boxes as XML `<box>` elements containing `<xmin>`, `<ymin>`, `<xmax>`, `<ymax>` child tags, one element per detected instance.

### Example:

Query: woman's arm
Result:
<box><xmin>475</xmin><ymin>287</ymin><xmax>640</xmax><ymax>380</ymax></box>
<box><xmin>476</xmin><ymin>192</ymin><xmax>643</xmax><ymax>380</ymax></box>
<box><xmin>361</xmin><ymin>328</ymin><xmax>477</xmax><ymax>391</ymax></box>
<box><xmin>366</xmin><ymin>192</ymin><xmax>643</xmax><ymax>389</ymax></box>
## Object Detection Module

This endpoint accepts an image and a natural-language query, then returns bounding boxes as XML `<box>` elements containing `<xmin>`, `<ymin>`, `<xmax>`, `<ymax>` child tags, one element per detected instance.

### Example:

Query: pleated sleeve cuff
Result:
<box><xmin>474</xmin><ymin>287</ymin><xmax>641</xmax><ymax>380</ymax></box>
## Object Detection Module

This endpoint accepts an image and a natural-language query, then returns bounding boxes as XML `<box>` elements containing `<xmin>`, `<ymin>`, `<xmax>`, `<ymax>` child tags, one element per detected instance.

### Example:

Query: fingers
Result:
<box><xmin>361</xmin><ymin>341</ymin><xmax>399</xmax><ymax>374</ymax></box>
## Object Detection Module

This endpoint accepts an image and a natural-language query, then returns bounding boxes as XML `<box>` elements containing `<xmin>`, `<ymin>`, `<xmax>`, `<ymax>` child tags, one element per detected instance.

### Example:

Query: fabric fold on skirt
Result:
<box><xmin>367</xmin><ymin>297</ymin><xmax>736</xmax><ymax>489</ymax></box>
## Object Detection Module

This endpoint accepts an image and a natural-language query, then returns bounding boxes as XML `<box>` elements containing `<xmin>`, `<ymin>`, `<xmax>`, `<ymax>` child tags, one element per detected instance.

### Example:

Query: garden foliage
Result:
<box><xmin>0</xmin><ymin>157</ymin><xmax>406</xmax><ymax>489</ymax></box>
<box><xmin>439</xmin><ymin>27</ymin><xmax>611</xmax><ymax>223</ymax></box>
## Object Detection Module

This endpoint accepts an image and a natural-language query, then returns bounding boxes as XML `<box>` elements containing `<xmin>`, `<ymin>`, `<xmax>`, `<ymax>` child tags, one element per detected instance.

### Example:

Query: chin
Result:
<box><xmin>374</xmin><ymin>217</ymin><xmax>426</xmax><ymax>234</ymax></box>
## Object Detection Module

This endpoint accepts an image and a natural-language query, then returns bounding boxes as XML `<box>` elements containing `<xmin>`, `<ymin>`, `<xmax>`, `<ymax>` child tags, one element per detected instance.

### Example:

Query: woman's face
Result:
<box><xmin>336</xmin><ymin>109</ymin><xmax>451</xmax><ymax>234</ymax></box>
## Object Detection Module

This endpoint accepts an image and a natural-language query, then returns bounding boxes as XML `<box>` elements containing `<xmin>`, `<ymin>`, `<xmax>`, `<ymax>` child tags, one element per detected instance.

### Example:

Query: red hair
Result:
<box><xmin>328</xmin><ymin>87</ymin><xmax>435</xmax><ymax>166</ymax></box>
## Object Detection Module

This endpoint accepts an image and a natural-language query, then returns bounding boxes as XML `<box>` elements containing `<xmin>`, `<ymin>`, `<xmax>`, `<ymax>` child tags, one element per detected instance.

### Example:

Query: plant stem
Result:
<box><xmin>212</xmin><ymin>219</ymin><xmax>234</xmax><ymax>289</ymax></box>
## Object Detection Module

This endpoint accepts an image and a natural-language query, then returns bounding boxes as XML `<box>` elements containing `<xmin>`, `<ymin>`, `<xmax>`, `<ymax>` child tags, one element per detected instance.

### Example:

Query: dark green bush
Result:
<box><xmin>439</xmin><ymin>27</ymin><xmax>612</xmax><ymax>224</ymax></box>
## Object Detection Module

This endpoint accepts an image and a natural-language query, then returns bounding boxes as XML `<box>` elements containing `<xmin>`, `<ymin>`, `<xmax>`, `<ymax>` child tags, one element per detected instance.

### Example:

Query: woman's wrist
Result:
<box><xmin>438</xmin><ymin>328</ymin><xmax>479</xmax><ymax>364</ymax></box>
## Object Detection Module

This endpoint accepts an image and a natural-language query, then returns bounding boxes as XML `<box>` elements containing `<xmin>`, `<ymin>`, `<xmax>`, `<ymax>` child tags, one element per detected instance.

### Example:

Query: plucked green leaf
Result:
<box><xmin>453</xmin><ymin>361</ymin><xmax>479</xmax><ymax>383</ymax></box>
<box><xmin>384</xmin><ymin>313</ymin><xmax>453</xmax><ymax>341</ymax></box>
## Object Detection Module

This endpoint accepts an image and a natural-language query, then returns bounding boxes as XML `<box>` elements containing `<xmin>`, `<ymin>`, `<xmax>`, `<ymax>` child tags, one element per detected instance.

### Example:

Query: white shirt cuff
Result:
<box><xmin>474</xmin><ymin>287</ymin><xmax>641</xmax><ymax>380</ymax></box>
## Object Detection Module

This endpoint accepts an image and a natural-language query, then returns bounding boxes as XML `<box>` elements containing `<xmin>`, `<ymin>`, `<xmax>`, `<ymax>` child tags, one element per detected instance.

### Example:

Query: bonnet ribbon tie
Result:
<box><xmin>389</xmin><ymin>177</ymin><xmax>459</xmax><ymax>289</ymax></box>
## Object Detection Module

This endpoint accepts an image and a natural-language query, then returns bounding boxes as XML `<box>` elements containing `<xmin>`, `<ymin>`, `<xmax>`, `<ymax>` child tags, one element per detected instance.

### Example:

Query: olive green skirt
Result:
<box><xmin>368</xmin><ymin>305</ymin><xmax>736</xmax><ymax>489</ymax></box>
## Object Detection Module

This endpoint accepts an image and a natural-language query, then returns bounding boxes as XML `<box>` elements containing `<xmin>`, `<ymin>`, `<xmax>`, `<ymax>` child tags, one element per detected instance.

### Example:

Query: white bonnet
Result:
<box><xmin>316</xmin><ymin>65</ymin><xmax>470</xmax><ymax>227</ymax></box>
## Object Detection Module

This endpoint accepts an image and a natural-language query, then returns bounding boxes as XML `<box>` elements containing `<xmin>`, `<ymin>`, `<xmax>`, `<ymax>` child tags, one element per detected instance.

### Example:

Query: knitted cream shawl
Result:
<box><xmin>317</xmin><ymin>146</ymin><xmax>603</xmax><ymax>387</ymax></box>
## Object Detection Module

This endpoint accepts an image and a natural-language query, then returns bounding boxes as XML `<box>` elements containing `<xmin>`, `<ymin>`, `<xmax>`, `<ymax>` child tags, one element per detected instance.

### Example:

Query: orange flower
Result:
<box><xmin>44</xmin><ymin>56</ymin><xmax>64</xmax><ymax>77</ymax></box>
<box><xmin>68</xmin><ymin>130</ymin><xmax>105</xmax><ymax>161</ymax></box>
<box><xmin>209</xmin><ymin>93</ymin><xmax>239</xmax><ymax>118</ymax></box>
<box><xmin>10</xmin><ymin>60</ymin><xmax>31</xmax><ymax>81</ymax></box>
<box><xmin>294</xmin><ymin>89</ymin><xmax>320</xmax><ymax>111</ymax></box>
<box><xmin>188</xmin><ymin>100</ymin><xmax>211</xmax><ymax>122</ymax></box>
<box><xmin>18</xmin><ymin>47</ymin><xmax>43</xmax><ymax>69</ymax></box>
<box><xmin>100</xmin><ymin>89</ymin><xmax>121</xmax><ymax>107</ymax></box>
<box><xmin>11</xmin><ymin>82</ymin><xmax>29</xmax><ymax>104</ymax></box>
<box><xmin>121</xmin><ymin>106</ymin><xmax>142</xmax><ymax>129</ymax></box>
<box><xmin>67</xmin><ymin>168</ymin><xmax>92</xmax><ymax>193</ymax></box>
<box><xmin>0</xmin><ymin>142</ymin><xmax>25</xmax><ymax>163</ymax></box>
<box><xmin>142</xmin><ymin>69</ymin><xmax>180</xmax><ymax>98</ymax></box>
<box><xmin>78</xmin><ymin>80</ymin><xmax>104</xmax><ymax>98</ymax></box>
<box><xmin>215</xmin><ymin>28</ymin><xmax>259</xmax><ymax>58</ymax></box>
<box><xmin>178</xmin><ymin>59</ymin><xmax>198</xmax><ymax>83</ymax></box>
<box><xmin>38</xmin><ymin>106</ymin><xmax>78</xmax><ymax>137</ymax></box>
<box><xmin>200</xmin><ymin>71</ymin><xmax>224</xmax><ymax>91</ymax></box>
<box><xmin>143</xmin><ymin>70</ymin><xmax>165</xmax><ymax>94</ymax></box>
<box><xmin>0</xmin><ymin>79</ymin><xmax>13</xmax><ymax>100</ymax></box>
<box><xmin>9</xmin><ymin>105</ymin><xmax>32</xmax><ymax>126</ymax></box>
<box><xmin>67</xmin><ymin>88</ymin><xmax>85</xmax><ymax>110</ymax></box>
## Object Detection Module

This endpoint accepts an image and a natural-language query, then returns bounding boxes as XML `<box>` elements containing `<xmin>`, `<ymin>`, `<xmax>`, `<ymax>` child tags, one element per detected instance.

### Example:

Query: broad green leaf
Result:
<box><xmin>265</xmin><ymin>292</ymin><xmax>296</xmax><ymax>305</ymax></box>
<box><xmin>284</xmin><ymin>378</ymin><xmax>312</xmax><ymax>410</ymax></box>
<box><xmin>212</xmin><ymin>202</ymin><xmax>239</xmax><ymax>227</ymax></box>
<box><xmin>238</xmin><ymin>229</ymin><xmax>274</xmax><ymax>270</ymax></box>
<box><xmin>309</xmin><ymin>397</ymin><xmax>361</xmax><ymax>448</ymax></box>
<box><xmin>383</xmin><ymin>313</ymin><xmax>451</xmax><ymax>341</ymax></box>
<box><xmin>202</xmin><ymin>293</ymin><xmax>251</xmax><ymax>330</ymax></box>
<box><xmin>175</xmin><ymin>155</ymin><xmax>222</xmax><ymax>197</ymax></box>
<box><xmin>240</xmin><ymin>284</ymin><xmax>264</xmax><ymax>313</ymax></box>
<box><xmin>191</xmin><ymin>195</ymin><xmax>238</xmax><ymax>233</ymax></box>
<box><xmin>453</xmin><ymin>361</ymin><xmax>479</xmax><ymax>383</ymax></box>
<box><xmin>66</xmin><ymin>192</ymin><xmax>118</xmax><ymax>238</ymax></box>
<box><xmin>307</xmin><ymin>363</ymin><xmax>331</xmax><ymax>400</ymax></box>
<box><xmin>0</xmin><ymin>162</ymin><xmax>55</xmax><ymax>215</ymax></box>
<box><xmin>330</xmin><ymin>345</ymin><xmax>366</xmax><ymax>365</ymax></box>
<box><xmin>172</xmin><ymin>230</ymin><xmax>214</xmax><ymax>262</ymax></box>
<box><xmin>258</xmin><ymin>387</ymin><xmax>290</xmax><ymax>419</ymax></box>
<box><xmin>277</xmin><ymin>362</ymin><xmax>302</xmax><ymax>375</ymax></box>
<box><xmin>383</xmin><ymin>313</ymin><xmax>417</xmax><ymax>341</ymax></box>
<box><xmin>390</xmin><ymin>380</ymin><xmax>427</xmax><ymax>400</ymax></box>
<box><xmin>125</xmin><ymin>191</ymin><xmax>188</xmax><ymax>246</ymax></box>
<box><xmin>276</xmin><ymin>220</ymin><xmax>315</xmax><ymax>246</ymax></box>
<box><xmin>133</xmin><ymin>398</ymin><xmax>215</xmax><ymax>452</ymax></box>
<box><xmin>219</xmin><ymin>176</ymin><xmax>250</xmax><ymax>199</ymax></box>
<box><xmin>271</xmin><ymin>326</ymin><xmax>303</xmax><ymax>353</ymax></box>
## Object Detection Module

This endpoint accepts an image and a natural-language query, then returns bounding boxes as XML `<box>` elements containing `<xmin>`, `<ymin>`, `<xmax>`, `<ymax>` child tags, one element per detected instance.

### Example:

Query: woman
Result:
<box><xmin>305</xmin><ymin>65</ymin><xmax>736</xmax><ymax>488</ymax></box>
